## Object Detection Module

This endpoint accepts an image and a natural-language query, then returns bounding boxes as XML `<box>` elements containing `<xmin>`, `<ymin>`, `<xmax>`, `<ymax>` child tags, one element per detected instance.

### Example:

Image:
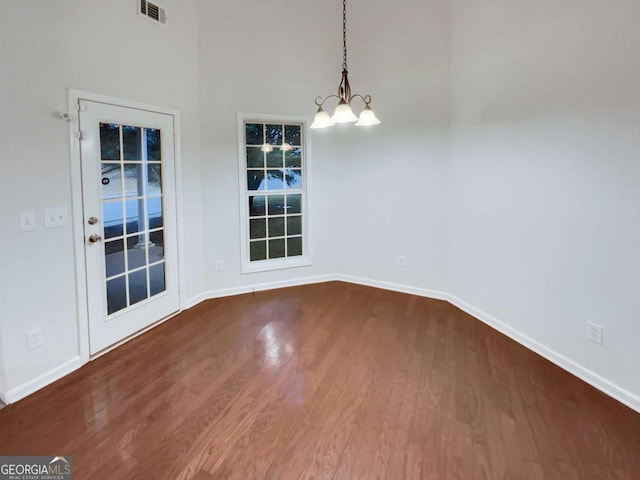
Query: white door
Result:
<box><xmin>78</xmin><ymin>100</ymin><xmax>179</xmax><ymax>354</ymax></box>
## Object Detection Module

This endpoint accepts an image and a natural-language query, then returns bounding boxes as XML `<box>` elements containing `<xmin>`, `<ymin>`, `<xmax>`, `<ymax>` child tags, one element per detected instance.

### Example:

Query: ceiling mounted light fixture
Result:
<box><xmin>311</xmin><ymin>0</ymin><xmax>380</xmax><ymax>129</ymax></box>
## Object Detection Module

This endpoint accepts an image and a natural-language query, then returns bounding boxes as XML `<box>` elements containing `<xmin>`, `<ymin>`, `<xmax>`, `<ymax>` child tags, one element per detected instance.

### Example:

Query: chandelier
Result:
<box><xmin>311</xmin><ymin>0</ymin><xmax>380</xmax><ymax>129</ymax></box>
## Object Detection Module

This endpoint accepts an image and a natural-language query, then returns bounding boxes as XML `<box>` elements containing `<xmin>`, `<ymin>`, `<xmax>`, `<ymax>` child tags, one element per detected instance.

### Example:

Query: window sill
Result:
<box><xmin>241</xmin><ymin>256</ymin><xmax>312</xmax><ymax>274</ymax></box>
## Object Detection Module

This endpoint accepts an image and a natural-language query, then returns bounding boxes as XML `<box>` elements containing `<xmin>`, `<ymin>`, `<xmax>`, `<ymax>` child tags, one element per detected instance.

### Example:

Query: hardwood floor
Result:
<box><xmin>0</xmin><ymin>282</ymin><xmax>638</xmax><ymax>479</ymax></box>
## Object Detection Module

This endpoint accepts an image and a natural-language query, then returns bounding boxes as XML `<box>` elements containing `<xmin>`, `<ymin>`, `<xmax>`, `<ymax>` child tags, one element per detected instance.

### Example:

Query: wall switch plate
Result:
<box><xmin>397</xmin><ymin>255</ymin><xmax>407</xmax><ymax>267</ymax></box>
<box><xmin>19</xmin><ymin>211</ymin><xmax>36</xmax><ymax>232</ymax></box>
<box><xmin>44</xmin><ymin>207</ymin><xmax>69</xmax><ymax>229</ymax></box>
<box><xmin>26</xmin><ymin>328</ymin><xmax>43</xmax><ymax>350</ymax></box>
<box><xmin>587</xmin><ymin>322</ymin><xmax>603</xmax><ymax>345</ymax></box>
<box><xmin>215</xmin><ymin>260</ymin><xmax>224</xmax><ymax>272</ymax></box>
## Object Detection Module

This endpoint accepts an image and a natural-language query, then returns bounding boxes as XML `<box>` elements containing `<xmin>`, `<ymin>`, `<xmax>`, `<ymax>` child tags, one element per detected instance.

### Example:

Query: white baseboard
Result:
<box><xmin>184</xmin><ymin>291</ymin><xmax>212</xmax><ymax>310</ymax></box>
<box><xmin>334</xmin><ymin>274</ymin><xmax>450</xmax><ymax>302</ymax></box>
<box><xmin>2</xmin><ymin>356</ymin><xmax>83</xmax><ymax>405</ymax></box>
<box><xmin>446</xmin><ymin>294</ymin><xmax>640</xmax><ymax>414</ymax></box>
<box><xmin>185</xmin><ymin>274</ymin><xmax>337</xmax><ymax>308</ymax></box>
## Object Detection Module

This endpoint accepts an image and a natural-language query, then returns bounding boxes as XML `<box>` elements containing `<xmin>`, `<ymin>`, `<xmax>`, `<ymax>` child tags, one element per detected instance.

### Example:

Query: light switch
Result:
<box><xmin>19</xmin><ymin>211</ymin><xmax>36</xmax><ymax>232</ymax></box>
<box><xmin>44</xmin><ymin>207</ymin><xmax>69</xmax><ymax>229</ymax></box>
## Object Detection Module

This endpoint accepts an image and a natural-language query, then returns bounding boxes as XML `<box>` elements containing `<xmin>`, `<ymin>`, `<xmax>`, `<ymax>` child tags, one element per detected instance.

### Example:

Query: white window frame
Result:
<box><xmin>237</xmin><ymin>113</ymin><xmax>312</xmax><ymax>274</ymax></box>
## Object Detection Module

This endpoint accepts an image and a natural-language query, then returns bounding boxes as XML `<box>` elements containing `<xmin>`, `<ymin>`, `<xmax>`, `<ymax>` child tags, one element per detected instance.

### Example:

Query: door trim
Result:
<box><xmin>68</xmin><ymin>89</ymin><xmax>186</xmax><ymax>363</ymax></box>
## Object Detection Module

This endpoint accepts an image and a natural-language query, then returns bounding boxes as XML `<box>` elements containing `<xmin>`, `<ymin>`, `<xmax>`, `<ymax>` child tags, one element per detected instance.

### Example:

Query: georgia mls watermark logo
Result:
<box><xmin>0</xmin><ymin>456</ymin><xmax>72</xmax><ymax>480</ymax></box>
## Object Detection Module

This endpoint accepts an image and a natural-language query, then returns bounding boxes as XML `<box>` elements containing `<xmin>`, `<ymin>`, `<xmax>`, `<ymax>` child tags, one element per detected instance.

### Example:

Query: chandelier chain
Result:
<box><xmin>310</xmin><ymin>0</ymin><xmax>380</xmax><ymax>128</ymax></box>
<box><xmin>342</xmin><ymin>0</ymin><xmax>347</xmax><ymax>70</ymax></box>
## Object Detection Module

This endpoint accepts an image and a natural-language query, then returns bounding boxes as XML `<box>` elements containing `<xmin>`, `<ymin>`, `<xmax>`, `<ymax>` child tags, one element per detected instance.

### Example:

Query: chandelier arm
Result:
<box><xmin>315</xmin><ymin>94</ymin><xmax>341</xmax><ymax>108</ymax></box>
<box><xmin>349</xmin><ymin>94</ymin><xmax>373</xmax><ymax>106</ymax></box>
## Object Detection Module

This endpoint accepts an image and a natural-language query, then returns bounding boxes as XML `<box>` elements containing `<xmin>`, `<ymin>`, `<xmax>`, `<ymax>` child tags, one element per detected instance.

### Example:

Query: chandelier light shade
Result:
<box><xmin>311</xmin><ymin>106</ymin><xmax>335</xmax><ymax>129</ymax></box>
<box><xmin>311</xmin><ymin>0</ymin><xmax>380</xmax><ymax>129</ymax></box>
<box><xmin>354</xmin><ymin>105</ymin><xmax>381</xmax><ymax>126</ymax></box>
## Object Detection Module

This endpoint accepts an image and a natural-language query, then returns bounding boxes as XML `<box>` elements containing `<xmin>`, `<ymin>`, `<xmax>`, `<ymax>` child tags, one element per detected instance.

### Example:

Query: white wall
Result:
<box><xmin>324</xmin><ymin>0</ymin><xmax>451</xmax><ymax>292</ymax></box>
<box><xmin>0</xmin><ymin>0</ymin><xmax>204</xmax><ymax>400</ymax></box>
<box><xmin>197</xmin><ymin>0</ymin><xmax>451</xmax><ymax>297</ymax></box>
<box><xmin>449</xmin><ymin>0</ymin><xmax>640</xmax><ymax>405</ymax></box>
<box><xmin>196</xmin><ymin>0</ymin><xmax>338</xmax><ymax>295</ymax></box>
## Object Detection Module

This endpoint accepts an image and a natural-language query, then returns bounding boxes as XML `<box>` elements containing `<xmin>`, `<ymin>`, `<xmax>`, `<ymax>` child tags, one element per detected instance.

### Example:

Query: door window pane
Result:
<box><xmin>147</xmin><ymin>196</ymin><xmax>163</xmax><ymax>229</ymax></box>
<box><xmin>105</xmin><ymin>239</ymin><xmax>125</xmax><ymax>277</ymax></box>
<box><xmin>102</xmin><ymin>163</ymin><xmax>123</xmax><ymax>198</ymax></box>
<box><xmin>123</xmin><ymin>126</ymin><xmax>143</xmax><ymax>160</ymax></box>
<box><xmin>129</xmin><ymin>269</ymin><xmax>148</xmax><ymax>305</ymax></box>
<box><xmin>97</xmin><ymin>121</ymin><xmax>168</xmax><ymax>316</ymax></box>
<box><xmin>149</xmin><ymin>263</ymin><xmax>166</xmax><ymax>296</ymax></box>
<box><xmin>149</xmin><ymin>230</ymin><xmax>165</xmax><ymax>262</ymax></box>
<box><xmin>147</xmin><ymin>164</ymin><xmax>162</xmax><ymax>192</ymax></box>
<box><xmin>123</xmin><ymin>164</ymin><xmax>146</xmax><ymax>197</ymax></box>
<box><xmin>125</xmin><ymin>199</ymin><xmax>144</xmax><ymax>234</ymax></box>
<box><xmin>106</xmin><ymin>276</ymin><xmax>127</xmax><ymax>315</ymax></box>
<box><xmin>100</xmin><ymin>124</ymin><xmax>121</xmax><ymax>160</ymax></box>
<box><xmin>127</xmin><ymin>236</ymin><xmax>147</xmax><ymax>270</ymax></box>
<box><xmin>103</xmin><ymin>202</ymin><xmax>123</xmax><ymax>239</ymax></box>
<box><xmin>146</xmin><ymin>129</ymin><xmax>161</xmax><ymax>160</ymax></box>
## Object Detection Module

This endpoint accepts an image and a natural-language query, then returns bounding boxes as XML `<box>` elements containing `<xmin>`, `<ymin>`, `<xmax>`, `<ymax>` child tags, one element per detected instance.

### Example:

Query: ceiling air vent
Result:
<box><xmin>139</xmin><ymin>0</ymin><xmax>167</xmax><ymax>26</ymax></box>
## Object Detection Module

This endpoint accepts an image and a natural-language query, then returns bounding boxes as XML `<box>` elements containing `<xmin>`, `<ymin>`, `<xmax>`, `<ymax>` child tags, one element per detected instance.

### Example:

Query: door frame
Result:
<box><xmin>68</xmin><ymin>89</ymin><xmax>186</xmax><ymax>363</ymax></box>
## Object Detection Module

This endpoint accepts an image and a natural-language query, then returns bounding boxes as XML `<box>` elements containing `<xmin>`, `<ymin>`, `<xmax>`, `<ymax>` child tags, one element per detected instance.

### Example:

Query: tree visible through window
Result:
<box><xmin>243</xmin><ymin>121</ymin><xmax>305</xmax><ymax>263</ymax></box>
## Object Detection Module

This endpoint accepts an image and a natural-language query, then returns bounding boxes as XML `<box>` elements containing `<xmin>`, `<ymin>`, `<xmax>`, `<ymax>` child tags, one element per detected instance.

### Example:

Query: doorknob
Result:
<box><xmin>88</xmin><ymin>234</ymin><xmax>103</xmax><ymax>244</ymax></box>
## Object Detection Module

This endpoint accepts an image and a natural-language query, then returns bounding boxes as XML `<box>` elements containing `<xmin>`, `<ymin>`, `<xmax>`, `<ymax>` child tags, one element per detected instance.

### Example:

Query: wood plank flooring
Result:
<box><xmin>0</xmin><ymin>282</ymin><xmax>639</xmax><ymax>479</ymax></box>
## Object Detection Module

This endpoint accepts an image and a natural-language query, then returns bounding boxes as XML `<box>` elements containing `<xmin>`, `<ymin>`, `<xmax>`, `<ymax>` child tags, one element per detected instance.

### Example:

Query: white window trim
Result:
<box><xmin>237</xmin><ymin>113</ymin><xmax>313</xmax><ymax>274</ymax></box>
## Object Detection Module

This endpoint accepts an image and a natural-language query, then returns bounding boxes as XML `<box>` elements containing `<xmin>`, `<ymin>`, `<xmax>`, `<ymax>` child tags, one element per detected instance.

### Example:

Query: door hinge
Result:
<box><xmin>77</xmin><ymin>100</ymin><xmax>88</xmax><ymax>111</ymax></box>
<box><xmin>77</xmin><ymin>130</ymin><xmax>85</xmax><ymax>140</ymax></box>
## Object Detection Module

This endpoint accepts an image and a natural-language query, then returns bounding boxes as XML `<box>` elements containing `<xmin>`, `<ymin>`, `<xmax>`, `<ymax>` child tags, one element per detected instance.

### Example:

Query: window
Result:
<box><xmin>238</xmin><ymin>115</ymin><xmax>311</xmax><ymax>272</ymax></box>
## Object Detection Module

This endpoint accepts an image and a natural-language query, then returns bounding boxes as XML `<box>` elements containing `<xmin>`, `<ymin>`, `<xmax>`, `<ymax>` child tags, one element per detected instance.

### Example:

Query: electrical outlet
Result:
<box><xmin>397</xmin><ymin>255</ymin><xmax>407</xmax><ymax>267</ymax></box>
<box><xmin>587</xmin><ymin>322</ymin><xmax>603</xmax><ymax>345</ymax></box>
<box><xmin>19</xmin><ymin>211</ymin><xmax>36</xmax><ymax>232</ymax></box>
<box><xmin>26</xmin><ymin>328</ymin><xmax>43</xmax><ymax>350</ymax></box>
<box><xmin>215</xmin><ymin>260</ymin><xmax>224</xmax><ymax>272</ymax></box>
